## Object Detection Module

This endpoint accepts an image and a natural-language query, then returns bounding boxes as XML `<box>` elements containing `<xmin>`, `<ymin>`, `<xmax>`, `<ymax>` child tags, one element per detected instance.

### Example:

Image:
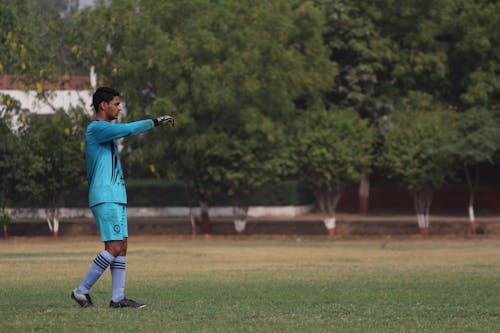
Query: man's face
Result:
<box><xmin>100</xmin><ymin>96</ymin><xmax>122</xmax><ymax>121</ymax></box>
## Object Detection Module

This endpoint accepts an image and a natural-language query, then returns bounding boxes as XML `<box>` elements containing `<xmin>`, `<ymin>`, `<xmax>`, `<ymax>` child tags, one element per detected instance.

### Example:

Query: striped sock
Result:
<box><xmin>76</xmin><ymin>250</ymin><xmax>115</xmax><ymax>294</ymax></box>
<box><xmin>110</xmin><ymin>256</ymin><xmax>126</xmax><ymax>302</ymax></box>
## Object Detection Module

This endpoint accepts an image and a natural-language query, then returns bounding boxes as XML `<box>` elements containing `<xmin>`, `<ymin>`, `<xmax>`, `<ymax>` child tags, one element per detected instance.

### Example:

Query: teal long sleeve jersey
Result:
<box><xmin>85</xmin><ymin>119</ymin><xmax>155</xmax><ymax>207</ymax></box>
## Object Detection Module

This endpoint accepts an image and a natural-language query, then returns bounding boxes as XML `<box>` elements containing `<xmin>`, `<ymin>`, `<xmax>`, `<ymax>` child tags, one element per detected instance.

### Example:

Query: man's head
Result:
<box><xmin>92</xmin><ymin>87</ymin><xmax>122</xmax><ymax>121</ymax></box>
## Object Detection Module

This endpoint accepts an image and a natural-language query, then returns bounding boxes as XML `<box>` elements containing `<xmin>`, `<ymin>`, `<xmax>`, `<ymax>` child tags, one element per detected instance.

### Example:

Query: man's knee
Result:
<box><xmin>120</xmin><ymin>238</ymin><xmax>128</xmax><ymax>256</ymax></box>
<box><xmin>105</xmin><ymin>240</ymin><xmax>126</xmax><ymax>257</ymax></box>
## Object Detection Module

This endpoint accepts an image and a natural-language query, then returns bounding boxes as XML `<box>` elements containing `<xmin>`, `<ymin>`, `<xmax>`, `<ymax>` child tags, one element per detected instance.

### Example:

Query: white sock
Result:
<box><xmin>76</xmin><ymin>250</ymin><xmax>115</xmax><ymax>294</ymax></box>
<box><xmin>110</xmin><ymin>256</ymin><xmax>126</xmax><ymax>302</ymax></box>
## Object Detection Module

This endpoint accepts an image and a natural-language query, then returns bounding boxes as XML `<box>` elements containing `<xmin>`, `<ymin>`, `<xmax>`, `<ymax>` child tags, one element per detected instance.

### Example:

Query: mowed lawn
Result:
<box><xmin>1</xmin><ymin>235</ymin><xmax>500</xmax><ymax>332</ymax></box>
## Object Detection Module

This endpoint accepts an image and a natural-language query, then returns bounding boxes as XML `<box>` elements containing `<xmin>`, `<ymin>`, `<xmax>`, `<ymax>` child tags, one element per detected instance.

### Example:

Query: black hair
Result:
<box><xmin>92</xmin><ymin>87</ymin><xmax>120</xmax><ymax>112</ymax></box>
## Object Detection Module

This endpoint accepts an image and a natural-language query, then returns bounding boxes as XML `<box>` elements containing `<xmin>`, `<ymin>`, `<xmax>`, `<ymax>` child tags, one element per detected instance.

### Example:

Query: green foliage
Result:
<box><xmin>290</xmin><ymin>108</ymin><xmax>375</xmax><ymax>191</ymax></box>
<box><xmin>0</xmin><ymin>93</ymin><xmax>28</xmax><ymax>119</ymax></box>
<box><xmin>0</xmin><ymin>211</ymin><xmax>12</xmax><ymax>226</ymax></box>
<box><xmin>0</xmin><ymin>0</ymin><xmax>34</xmax><ymax>75</ymax></box>
<box><xmin>19</xmin><ymin>108</ymin><xmax>89</xmax><ymax>208</ymax></box>
<box><xmin>453</xmin><ymin>107</ymin><xmax>500</xmax><ymax>165</ymax></box>
<box><xmin>438</xmin><ymin>0</ymin><xmax>500</xmax><ymax>107</ymax></box>
<box><xmin>72</xmin><ymin>0</ymin><xmax>334</xmax><ymax>205</ymax></box>
<box><xmin>0</xmin><ymin>0</ymin><xmax>69</xmax><ymax>85</ymax></box>
<box><xmin>372</xmin><ymin>0</ymin><xmax>448</xmax><ymax>97</ymax></box>
<box><xmin>0</xmin><ymin>117</ymin><xmax>31</xmax><ymax>208</ymax></box>
<box><xmin>2</xmin><ymin>0</ymin><xmax>500</xmax><ymax>209</ymax></box>
<box><xmin>322</xmin><ymin>0</ymin><xmax>398</xmax><ymax>120</ymax></box>
<box><xmin>380</xmin><ymin>101</ymin><xmax>458</xmax><ymax>193</ymax></box>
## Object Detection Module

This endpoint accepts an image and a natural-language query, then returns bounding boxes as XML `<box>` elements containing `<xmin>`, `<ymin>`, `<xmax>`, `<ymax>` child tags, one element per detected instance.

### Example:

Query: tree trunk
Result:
<box><xmin>358</xmin><ymin>170</ymin><xmax>370</xmax><ymax>214</ymax></box>
<box><xmin>45</xmin><ymin>208</ymin><xmax>54</xmax><ymax>233</ymax></box>
<box><xmin>199</xmin><ymin>201</ymin><xmax>211</xmax><ymax>234</ymax></box>
<box><xmin>0</xmin><ymin>208</ymin><xmax>9</xmax><ymax>238</ymax></box>
<box><xmin>412</xmin><ymin>189</ymin><xmax>433</xmax><ymax>235</ymax></box>
<box><xmin>53</xmin><ymin>213</ymin><xmax>60</xmax><ymax>238</ymax></box>
<box><xmin>464</xmin><ymin>163</ymin><xmax>478</xmax><ymax>234</ymax></box>
<box><xmin>468</xmin><ymin>204</ymin><xmax>476</xmax><ymax>235</ymax></box>
<box><xmin>315</xmin><ymin>187</ymin><xmax>343</xmax><ymax>237</ymax></box>
<box><xmin>45</xmin><ymin>206</ymin><xmax>60</xmax><ymax>238</ymax></box>
<box><xmin>189</xmin><ymin>207</ymin><xmax>197</xmax><ymax>236</ymax></box>
<box><xmin>233</xmin><ymin>204</ymin><xmax>248</xmax><ymax>235</ymax></box>
<box><xmin>324</xmin><ymin>217</ymin><xmax>336</xmax><ymax>236</ymax></box>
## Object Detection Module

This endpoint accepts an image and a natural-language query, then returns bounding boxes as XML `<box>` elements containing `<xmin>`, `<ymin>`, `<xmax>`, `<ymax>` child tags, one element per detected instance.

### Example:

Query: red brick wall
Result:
<box><xmin>339</xmin><ymin>187</ymin><xmax>500</xmax><ymax>212</ymax></box>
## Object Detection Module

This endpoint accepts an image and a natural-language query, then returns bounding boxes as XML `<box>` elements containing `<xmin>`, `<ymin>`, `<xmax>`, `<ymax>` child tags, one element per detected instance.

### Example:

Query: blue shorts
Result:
<box><xmin>91</xmin><ymin>203</ymin><xmax>128</xmax><ymax>242</ymax></box>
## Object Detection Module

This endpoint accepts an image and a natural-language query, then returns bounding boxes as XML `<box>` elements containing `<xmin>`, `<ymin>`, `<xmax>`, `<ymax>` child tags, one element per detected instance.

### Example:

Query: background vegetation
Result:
<box><xmin>1</xmin><ymin>0</ymin><xmax>500</xmax><ymax>233</ymax></box>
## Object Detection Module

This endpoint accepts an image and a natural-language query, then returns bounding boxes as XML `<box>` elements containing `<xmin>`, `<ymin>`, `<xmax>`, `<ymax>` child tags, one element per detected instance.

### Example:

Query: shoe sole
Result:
<box><xmin>71</xmin><ymin>291</ymin><xmax>94</xmax><ymax>308</ymax></box>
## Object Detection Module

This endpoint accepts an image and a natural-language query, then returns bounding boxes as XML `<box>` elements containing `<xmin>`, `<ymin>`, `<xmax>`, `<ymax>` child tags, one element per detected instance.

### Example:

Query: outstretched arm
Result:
<box><xmin>90</xmin><ymin>119</ymin><xmax>154</xmax><ymax>143</ymax></box>
<box><xmin>90</xmin><ymin>116</ymin><xmax>175</xmax><ymax>143</ymax></box>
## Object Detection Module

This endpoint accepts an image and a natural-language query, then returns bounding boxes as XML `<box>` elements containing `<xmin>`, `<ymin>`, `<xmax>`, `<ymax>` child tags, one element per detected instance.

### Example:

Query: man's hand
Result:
<box><xmin>154</xmin><ymin>115</ymin><xmax>175</xmax><ymax>127</ymax></box>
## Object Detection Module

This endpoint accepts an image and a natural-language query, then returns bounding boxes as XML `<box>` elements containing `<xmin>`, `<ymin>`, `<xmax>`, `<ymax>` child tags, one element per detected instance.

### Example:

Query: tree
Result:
<box><xmin>453</xmin><ymin>108</ymin><xmax>500</xmax><ymax>234</ymax></box>
<box><xmin>289</xmin><ymin>108</ymin><xmax>375</xmax><ymax>236</ymax></box>
<box><xmin>370</xmin><ymin>0</ymin><xmax>449</xmax><ymax>99</ymax></box>
<box><xmin>0</xmin><ymin>0</ymin><xmax>68</xmax><ymax>86</ymax></box>
<box><xmin>379</xmin><ymin>94</ymin><xmax>458</xmax><ymax>234</ymax></box>
<box><xmin>0</xmin><ymin>117</ymin><xmax>29</xmax><ymax>237</ymax></box>
<box><xmin>0</xmin><ymin>86</ymin><xmax>31</xmax><ymax>237</ymax></box>
<box><xmin>21</xmin><ymin>108</ymin><xmax>88</xmax><ymax>237</ymax></box>
<box><xmin>36</xmin><ymin>0</ymin><xmax>81</xmax><ymax>18</ymax></box>
<box><xmin>320</xmin><ymin>0</ymin><xmax>399</xmax><ymax>213</ymax></box>
<box><xmin>435</xmin><ymin>0</ymin><xmax>500</xmax><ymax>108</ymax></box>
<box><xmin>437</xmin><ymin>2</ymin><xmax>500</xmax><ymax>234</ymax></box>
<box><xmin>72</xmin><ymin>0</ymin><xmax>334</xmax><ymax>234</ymax></box>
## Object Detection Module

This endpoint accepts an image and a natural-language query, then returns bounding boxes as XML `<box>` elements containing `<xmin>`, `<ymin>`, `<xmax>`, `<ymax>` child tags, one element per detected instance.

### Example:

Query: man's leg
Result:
<box><xmin>72</xmin><ymin>203</ymin><xmax>123</xmax><ymax>308</ymax></box>
<box><xmin>71</xmin><ymin>249</ymin><xmax>115</xmax><ymax>307</ymax></box>
<box><xmin>107</xmin><ymin>205</ymin><xmax>146</xmax><ymax>308</ymax></box>
<box><xmin>108</xmin><ymin>241</ymin><xmax>146</xmax><ymax>308</ymax></box>
<box><xmin>108</xmin><ymin>238</ymin><xmax>127</xmax><ymax>303</ymax></box>
<box><xmin>77</xmin><ymin>249</ymin><xmax>116</xmax><ymax>293</ymax></box>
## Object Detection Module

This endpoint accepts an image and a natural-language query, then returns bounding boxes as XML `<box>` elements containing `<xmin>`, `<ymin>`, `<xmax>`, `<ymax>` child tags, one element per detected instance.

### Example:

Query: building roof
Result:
<box><xmin>0</xmin><ymin>75</ymin><xmax>91</xmax><ymax>90</ymax></box>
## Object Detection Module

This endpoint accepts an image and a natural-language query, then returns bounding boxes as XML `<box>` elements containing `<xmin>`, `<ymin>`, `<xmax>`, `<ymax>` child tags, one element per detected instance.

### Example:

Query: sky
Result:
<box><xmin>79</xmin><ymin>0</ymin><xmax>95</xmax><ymax>9</ymax></box>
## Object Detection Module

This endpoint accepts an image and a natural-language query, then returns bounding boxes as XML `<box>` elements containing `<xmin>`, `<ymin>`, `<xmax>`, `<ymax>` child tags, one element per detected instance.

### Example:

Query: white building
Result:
<box><xmin>0</xmin><ymin>71</ymin><xmax>95</xmax><ymax>115</ymax></box>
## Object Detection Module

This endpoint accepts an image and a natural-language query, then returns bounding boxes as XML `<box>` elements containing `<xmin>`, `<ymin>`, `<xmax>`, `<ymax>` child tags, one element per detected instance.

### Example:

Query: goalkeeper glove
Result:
<box><xmin>154</xmin><ymin>115</ymin><xmax>175</xmax><ymax>127</ymax></box>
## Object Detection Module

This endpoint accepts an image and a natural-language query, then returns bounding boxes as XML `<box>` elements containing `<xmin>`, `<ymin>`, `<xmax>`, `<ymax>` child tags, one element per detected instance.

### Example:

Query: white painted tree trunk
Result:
<box><xmin>189</xmin><ymin>207</ymin><xmax>197</xmax><ymax>235</ymax></box>
<box><xmin>468</xmin><ymin>205</ymin><xmax>477</xmax><ymax>234</ymax></box>
<box><xmin>315</xmin><ymin>188</ymin><xmax>343</xmax><ymax>236</ymax></box>
<box><xmin>468</xmin><ymin>205</ymin><xmax>475</xmax><ymax>222</ymax></box>
<box><xmin>54</xmin><ymin>215</ymin><xmax>59</xmax><ymax>237</ymax></box>
<box><xmin>46</xmin><ymin>210</ymin><xmax>53</xmax><ymax>233</ymax></box>
<box><xmin>412</xmin><ymin>190</ymin><xmax>432</xmax><ymax>235</ymax></box>
<box><xmin>45</xmin><ymin>207</ymin><xmax>60</xmax><ymax>237</ymax></box>
<box><xmin>464</xmin><ymin>163</ymin><xmax>478</xmax><ymax>234</ymax></box>
<box><xmin>233</xmin><ymin>205</ymin><xmax>248</xmax><ymax>234</ymax></box>
<box><xmin>416</xmin><ymin>214</ymin><xmax>429</xmax><ymax>230</ymax></box>
<box><xmin>323</xmin><ymin>217</ymin><xmax>336</xmax><ymax>230</ymax></box>
<box><xmin>234</xmin><ymin>220</ymin><xmax>247</xmax><ymax>233</ymax></box>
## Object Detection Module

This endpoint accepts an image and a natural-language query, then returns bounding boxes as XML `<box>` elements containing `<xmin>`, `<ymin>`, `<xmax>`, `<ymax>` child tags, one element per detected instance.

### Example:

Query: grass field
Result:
<box><xmin>1</xmin><ymin>235</ymin><xmax>500</xmax><ymax>332</ymax></box>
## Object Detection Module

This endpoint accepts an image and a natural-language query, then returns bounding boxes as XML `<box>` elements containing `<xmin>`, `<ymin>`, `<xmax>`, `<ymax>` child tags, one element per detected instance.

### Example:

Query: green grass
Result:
<box><xmin>1</xmin><ymin>236</ymin><xmax>500</xmax><ymax>332</ymax></box>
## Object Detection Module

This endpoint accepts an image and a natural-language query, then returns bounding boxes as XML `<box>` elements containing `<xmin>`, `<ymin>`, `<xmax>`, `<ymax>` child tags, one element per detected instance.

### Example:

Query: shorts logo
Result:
<box><xmin>113</xmin><ymin>224</ymin><xmax>121</xmax><ymax>234</ymax></box>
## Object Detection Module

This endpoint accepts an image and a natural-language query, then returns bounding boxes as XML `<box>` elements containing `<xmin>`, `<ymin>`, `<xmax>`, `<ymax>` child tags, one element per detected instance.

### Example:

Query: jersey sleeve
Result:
<box><xmin>89</xmin><ymin>119</ymin><xmax>155</xmax><ymax>143</ymax></box>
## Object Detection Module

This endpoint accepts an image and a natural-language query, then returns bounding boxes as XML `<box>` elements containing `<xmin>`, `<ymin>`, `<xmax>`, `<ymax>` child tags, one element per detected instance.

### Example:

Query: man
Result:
<box><xmin>71</xmin><ymin>87</ymin><xmax>174</xmax><ymax>308</ymax></box>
